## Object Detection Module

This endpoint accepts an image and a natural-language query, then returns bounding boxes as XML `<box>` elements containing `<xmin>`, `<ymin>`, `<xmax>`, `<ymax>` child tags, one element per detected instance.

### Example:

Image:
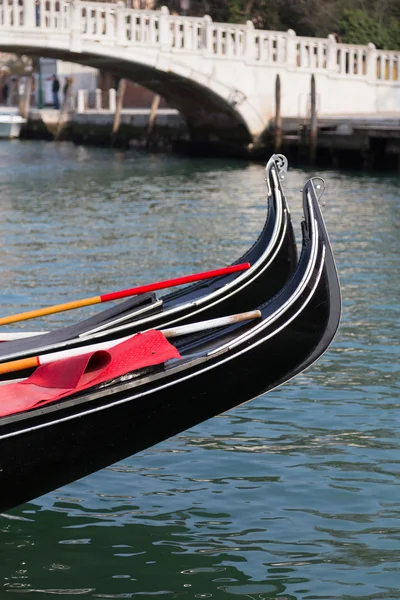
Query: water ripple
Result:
<box><xmin>0</xmin><ymin>143</ymin><xmax>399</xmax><ymax>598</ymax></box>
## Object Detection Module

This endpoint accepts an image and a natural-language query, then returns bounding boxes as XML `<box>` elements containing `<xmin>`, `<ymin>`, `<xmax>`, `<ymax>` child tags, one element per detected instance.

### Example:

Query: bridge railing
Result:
<box><xmin>122</xmin><ymin>9</ymin><xmax>160</xmax><ymax>45</ymax></box>
<box><xmin>79</xmin><ymin>1</ymin><xmax>117</xmax><ymax>39</ymax></box>
<box><xmin>0</xmin><ymin>0</ymin><xmax>24</xmax><ymax>27</ymax></box>
<box><xmin>1</xmin><ymin>0</ymin><xmax>400</xmax><ymax>85</ymax></box>
<box><xmin>376</xmin><ymin>50</ymin><xmax>400</xmax><ymax>82</ymax></box>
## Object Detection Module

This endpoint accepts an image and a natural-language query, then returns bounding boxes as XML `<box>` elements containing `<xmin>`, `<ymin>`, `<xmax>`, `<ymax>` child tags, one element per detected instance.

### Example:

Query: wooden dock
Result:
<box><xmin>276</xmin><ymin>114</ymin><xmax>400</xmax><ymax>171</ymax></box>
<box><xmin>20</xmin><ymin>106</ymin><xmax>400</xmax><ymax>171</ymax></box>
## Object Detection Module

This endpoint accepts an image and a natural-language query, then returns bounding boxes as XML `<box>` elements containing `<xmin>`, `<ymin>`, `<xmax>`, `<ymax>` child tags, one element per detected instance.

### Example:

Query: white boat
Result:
<box><xmin>0</xmin><ymin>114</ymin><xmax>26</xmax><ymax>139</ymax></box>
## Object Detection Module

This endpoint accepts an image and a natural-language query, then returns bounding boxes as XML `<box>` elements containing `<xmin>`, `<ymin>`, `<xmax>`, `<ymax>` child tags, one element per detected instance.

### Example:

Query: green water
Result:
<box><xmin>0</xmin><ymin>141</ymin><xmax>399</xmax><ymax>599</ymax></box>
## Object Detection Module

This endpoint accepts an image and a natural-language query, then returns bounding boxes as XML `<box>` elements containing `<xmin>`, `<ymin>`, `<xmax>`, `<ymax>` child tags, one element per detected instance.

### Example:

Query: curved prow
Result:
<box><xmin>303</xmin><ymin>177</ymin><xmax>341</xmax><ymax>361</ymax></box>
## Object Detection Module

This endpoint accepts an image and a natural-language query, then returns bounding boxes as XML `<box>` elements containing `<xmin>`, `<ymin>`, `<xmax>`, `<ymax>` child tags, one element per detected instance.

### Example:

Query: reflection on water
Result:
<box><xmin>0</xmin><ymin>141</ymin><xmax>399</xmax><ymax>598</ymax></box>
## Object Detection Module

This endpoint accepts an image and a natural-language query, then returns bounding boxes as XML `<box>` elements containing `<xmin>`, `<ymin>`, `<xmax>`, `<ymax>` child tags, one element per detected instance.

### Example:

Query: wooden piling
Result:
<box><xmin>55</xmin><ymin>79</ymin><xmax>73</xmax><ymax>141</ymax></box>
<box><xmin>145</xmin><ymin>94</ymin><xmax>161</xmax><ymax>149</ymax></box>
<box><xmin>19</xmin><ymin>75</ymin><xmax>32</xmax><ymax>119</ymax></box>
<box><xmin>274</xmin><ymin>74</ymin><xmax>282</xmax><ymax>152</ymax></box>
<box><xmin>309</xmin><ymin>74</ymin><xmax>317</xmax><ymax>165</ymax></box>
<box><xmin>111</xmin><ymin>78</ymin><xmax>127</xmax><ymax>147</ymax></box>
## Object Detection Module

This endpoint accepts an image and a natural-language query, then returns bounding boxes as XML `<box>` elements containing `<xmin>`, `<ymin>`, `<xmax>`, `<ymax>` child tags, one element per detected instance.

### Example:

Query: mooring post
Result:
<box><xmin>111</xmin><ymin>78</ymin><xmax>127</xmax><ymax>147</ymax></box>
<box><xmin>309</xmin><ymin>74</ymin><xmax>317</xmax><ymax>165</ymax></box>
<box><xmin>55</xmin><ymin>83</ymin><xmax>73</xmax><ymax>141</ymax></box>
<box><xmin>274</xmin><ymin>74</ymin><xmax>282</xmax><ymax>152</ymax></box>
<box><xmin>19</xmin><ymin>75</ymin><xmax>32</xmax><ymax>120</ymax></box>
<box><xmin>145</xmin><ymin>94</ymin><xmax>161</xmax><ymax>149</ymax></box>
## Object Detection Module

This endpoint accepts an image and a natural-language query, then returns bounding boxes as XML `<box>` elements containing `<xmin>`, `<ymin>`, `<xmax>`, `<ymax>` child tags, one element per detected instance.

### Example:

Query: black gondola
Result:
<box><xmin>0</xmin><ymin>172</ymin><xmax>341</xmax><ymax>514</ymax></box>
<box><xmin>0</xmin><ymin>154</ymin><xmax>297</xmax><ymax>366</ymax></box>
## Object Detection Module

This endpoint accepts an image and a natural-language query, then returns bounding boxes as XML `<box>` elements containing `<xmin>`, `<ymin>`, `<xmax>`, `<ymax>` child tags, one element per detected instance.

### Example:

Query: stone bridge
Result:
<box><xmin>1</xmin><ymin>0</ymin><xmax>400</xmax><ymax>151</ymax></box>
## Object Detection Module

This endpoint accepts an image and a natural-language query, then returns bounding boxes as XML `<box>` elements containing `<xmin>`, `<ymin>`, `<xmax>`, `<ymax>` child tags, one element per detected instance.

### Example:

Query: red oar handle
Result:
<box><xmin>0</xmin><ymin>263</ymin><xmax>251</xmax><ymax>326</ymax></box>
<box><xmin>100</xmin><ymin>263</ymin><xmax>251</xmax><ymax>302</ymax></box>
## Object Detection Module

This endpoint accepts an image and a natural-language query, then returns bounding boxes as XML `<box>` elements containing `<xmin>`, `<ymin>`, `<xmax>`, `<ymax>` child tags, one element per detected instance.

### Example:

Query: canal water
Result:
<box><xmin>0</xmin><ymin>140</ymin><xmax>399</xmax><ymax>599</ymax></box>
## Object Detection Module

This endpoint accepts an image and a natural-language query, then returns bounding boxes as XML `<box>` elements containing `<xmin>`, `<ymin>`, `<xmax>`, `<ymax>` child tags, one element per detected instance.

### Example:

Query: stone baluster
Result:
<box><xmin>245</xmin><ymin>20</ymin><xmax>255</xmax><ymax>60</ymax></box>
<box><xmin>129</xmin><ymin>13</ymin><xmax>135</xmax><ymax>42</ymax></box>
<box><xmin>12</xmin><ymin>0</ymin><xmax>19</xmax><ymax>26</ymax></box>
<box><xmin>138</xmin><ymin>14</ymin><xmax>145</xmax><ymax>42</ymax></box>
<box><xmin>376</xmin><ymin>54</ymin><xmax>382</xmax><ymax>80</ymax></box>
<box><xmin>366</xmin><ymin>43</ymin><xmax>377</xmax><ymax>82</ymax></box>
<box><xmin>338</xmin><ymin>48</ymin><xmax>346</xmax><ymax>74</ymax></box>
<box><xmin>236</xmin><ymin>30</ymin><xmax>243</xmax><ymax>56</ymax></box>
<box><xmin>215</xmin><ymin>26</ymin><xmax>222</xmax><ymax>55</ymax></box>
<box><xmin>94</xmin><ymin>8</ymin><xmax>101</xmax><ymax>36</ymax></box>
<box><xmin>268</xmin><ymin>35</ymin><xmax>274</xmax><ymax>62</ymax></box>
<box><xmin>389</xmin><ymin>54</ymin><xmax>394</xmax><ymax>81</ymax></box>
<box><xmin>10</xmin><ymin>0</ymin><xmax>15</xmax><ymax>26</ymax></box>
<box><xmin>149</xmin><ymin>14</ymin><xmax>157</xmax><ymax>45</ymax></box>
<box><xmin>4</xmin><ymin>0</ymin><xmax>10</xmax><ymax>26</ymax></box>
<box><xmin>106</xmin><ymin>7</ymin><xmax>114</xmax><ymax>38</ymax></box>
<box><xmin>357</xmin><ymin>48</ymin><xmax>363</xmax><ymax>75</ymax></box>
<box><xmin>192</xmin><ymin>21</ymin><xmax>200</xmax><ymax>51</ymax></box>
<box><xmin>158</xmin><ymin>5</ymin><xmax>171</xmax><ymax>51</ymax></box>
<box><xmin>194</xmin><ymin>23</ymin><xmax>200</xmax><ymax>50</ymax></box>
<box><xmin>317</xmin><ymin>41</ymin><xmax>325</xmax><ymax>68</ymax></box>
<box><xmin>49</xmin><ymin>0</ymin><xmax>55</xmax><ymax>29</ymax></box>
<box><xmin>225</xmin><ymin>28</ymin><xmax>233</xmax><ymax>56</ymax></box>
<box><xmin>183</xmin><ymin>21</ymin><xmax>191</xmax><ymax>50</ymax></box>
<box><xmin>256</xmin><ymin>33</ymin><xmax>264</xmax><ymax>62</ymax></box>
<box><xmin>5</xmin><ymin>0</ymin><xmax>12</xmax><ymax>26</ymax></box>
<box><xmin>349</xmin><ymin>48</ymin><xmax>355</xmax><ymax>75</ymax></box>
<box><xmin>279</xmin><ymin>35</ymin><xmax>287</xmax><ymax>64</ymax></box>
<box><xmin>61</xmin><ymin>0</ymin><xmax>67</xmax><ymax>28</ymax></box>
<box><xmin>309</xmin><ymin>42</ymin><xmax>316</xmax><ymax>68</ymax></box>
<box><xmin>299</xmin><ymin>40</ymin><xmax>306</xmax><ymax>67</ymax></box>
<box><xmin>173</xmin><ymin>20</ymin><xmax>180</xmax><ymax>49</ymax></box>
<box><xmin>54</xmin><ymin>0</ymin><xmax>60</xmax><ymax>28</ymax></box>
<box><xmin>238</xmin><ymin>30</ymin><xmax>244</xmax><ymax>56</ymax></box>
<box><xmin>9</xmin><ymin>0</ymin><xmax>14</xmax><ymax>26</ymax></box>
<box><xmin>39</xmin><ymin>0</ymin><xmax>44</xmax><ymax>27</ymax></box>
<box><xmin>234</xmin><ymin>28</ymin><xmax>240</xmax><ymax>56</ymax></box>
<box><xmin>63</xmin><ymin>1</ymin><xmax>69</xmax><ymax>30</ymax></box>
<box><xmin>268</xmin><ymin>35</ymin><xmax>275</xmax><ymax>62</ymax></box>
<box><xmin>275</xmin><ymin>35</ymin><xmax>282</xmax><ymax>63</ymax></box>
<box><xmin>252</xmin><ymin>32</ymin><xmax>259</xmax><ymax>60</ymax></box>
<box><xmin>384</xmin><ymin>54</ymin><xmax>389</xmax><ymax>80</ymax></box>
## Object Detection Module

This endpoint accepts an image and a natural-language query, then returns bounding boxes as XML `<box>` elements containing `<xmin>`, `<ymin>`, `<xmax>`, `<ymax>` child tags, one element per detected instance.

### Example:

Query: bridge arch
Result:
<box><xmin>0</xmin><ymin>41</ymin><xmax>255</xmax><ymax>149</ymax></box>
<box><xmin>1</xmin><ymin>1</ymin><xmax>399</xmax><ymax>152</ymax></box>
<box><xmin>0</xmin><ymin>1</ymin><xmax>265</xmax><ymax>151</ymax></box>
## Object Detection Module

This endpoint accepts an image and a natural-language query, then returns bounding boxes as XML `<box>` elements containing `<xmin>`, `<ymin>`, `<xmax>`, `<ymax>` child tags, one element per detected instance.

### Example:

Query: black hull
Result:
<box><xmin>0</xmin><ymin>173</ymin><xmax>341</xmax><ymax>514</ymax></box>
<box><xmin>0</xmin><ymin>155</ymin><xmax>297</xmax><ymax>366</ymax></box>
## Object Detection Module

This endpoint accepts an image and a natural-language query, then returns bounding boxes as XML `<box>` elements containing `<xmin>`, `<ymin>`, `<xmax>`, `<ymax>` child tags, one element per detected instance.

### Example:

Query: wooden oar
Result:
<box><xmin>0</xmin><ymin>332</ymin><xmax>47</xmax><ymax>341</ymax></box>
<box><xmin>0</xmin><ymin>263</ymin><xmax>250</xmax><ymax>327</ymax></box>
<box><xmin>0</xmin><ymin>310</ymin><xmax>261</xmax><ymax>376</ymax></box>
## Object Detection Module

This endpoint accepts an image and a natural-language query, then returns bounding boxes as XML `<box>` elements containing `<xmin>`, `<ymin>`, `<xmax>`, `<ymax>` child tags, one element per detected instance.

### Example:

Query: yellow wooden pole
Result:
<box><xmin>0</xmin><ymin>296</ymin><xmax>101</xmax><ymax>326</ymax></box>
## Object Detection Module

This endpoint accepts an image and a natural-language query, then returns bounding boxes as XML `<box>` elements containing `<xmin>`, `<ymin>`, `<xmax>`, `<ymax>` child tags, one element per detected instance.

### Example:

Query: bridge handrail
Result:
<box><xmin>1</xmin><ymin>0</ymin><xmax>399</xmax><ymax>83</ymax></box>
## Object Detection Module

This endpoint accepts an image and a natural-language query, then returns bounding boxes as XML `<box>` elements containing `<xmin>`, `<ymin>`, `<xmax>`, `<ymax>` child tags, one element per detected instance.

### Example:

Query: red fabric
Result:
<box><xmin>0</xmin><ymin>331</ymin><xmax>181</xmax><ymax>418</ymax></box>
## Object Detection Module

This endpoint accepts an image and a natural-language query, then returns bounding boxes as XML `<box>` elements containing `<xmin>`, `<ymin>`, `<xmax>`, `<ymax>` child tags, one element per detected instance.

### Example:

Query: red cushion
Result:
<box><xmin>0</xmin><ymin>331</ymin><xmax>181</xmax><ymax>417</ymax></box>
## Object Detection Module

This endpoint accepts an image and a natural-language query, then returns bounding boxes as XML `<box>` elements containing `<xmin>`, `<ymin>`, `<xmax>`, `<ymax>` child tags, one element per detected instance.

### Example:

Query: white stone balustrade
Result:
<box><xmin>76</xmin><ymin>87</ymin><xmax>116</xmax><ymax>111</ymax></box>
<box><xmin>0</xmin><ymin>0</ymin><xmax>397</xmax><ymax>81</ymax></box>
<box><xmin>1</xmin><ymin>0</ymin><xmax>399</xmax><ymax>140</ymax></box>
